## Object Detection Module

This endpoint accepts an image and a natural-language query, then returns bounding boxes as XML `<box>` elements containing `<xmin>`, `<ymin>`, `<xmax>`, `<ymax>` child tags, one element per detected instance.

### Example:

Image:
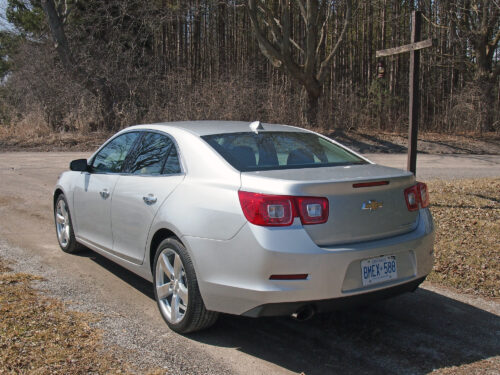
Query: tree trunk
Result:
<box><xmin>41</xmin><ymin>0</ymin><xmax>116</xmax><ymax>130</ymax></box>
<box><xmin>477</xmin><ymin>74</ymin><xmax>494</xmax><ymax>133</ymax></box>
<box><xmin>474</xmin><ymin>36</ymin><xmax>495</xmax><ymax>132</ymax></box>
<box><xmin>303</xmin><ymin>88</ymin><xmax>320</xmax><ymax>127</ymax></box>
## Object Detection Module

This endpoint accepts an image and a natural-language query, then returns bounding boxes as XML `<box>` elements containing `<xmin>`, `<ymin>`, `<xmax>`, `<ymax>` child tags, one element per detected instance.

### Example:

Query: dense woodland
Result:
<box><xmin>0</xmin><ymin>0</ymin><xmax>499</xmax><ymax>135</ymax></box>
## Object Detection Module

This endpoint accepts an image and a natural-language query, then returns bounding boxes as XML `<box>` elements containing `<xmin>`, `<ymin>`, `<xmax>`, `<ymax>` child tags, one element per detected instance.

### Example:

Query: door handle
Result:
<box><xmin>143</xmin><ymin>194</ymin><xmax>157</xmax><ymax>205</ymax></box>
<box><xmin>99</xmin><ymin>189</ymin><xmax>110</xmax><ymax>199</ymax></box>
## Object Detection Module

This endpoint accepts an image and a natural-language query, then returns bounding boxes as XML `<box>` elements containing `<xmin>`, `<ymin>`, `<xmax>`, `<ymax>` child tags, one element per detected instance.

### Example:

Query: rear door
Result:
<box><xmin>73</xmin><ymin>131</ymin><xmax>140</xmax><ymax>250</ymax></box>
<box><xmin>111</xmin><ymin>131</ymin><xmax>184</xmax><ymax>264</ymax></box>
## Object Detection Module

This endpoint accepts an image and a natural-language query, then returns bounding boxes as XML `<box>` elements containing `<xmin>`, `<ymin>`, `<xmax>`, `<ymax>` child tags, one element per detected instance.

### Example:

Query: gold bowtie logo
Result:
<box><xmin>362</xmin><ymin>200</ymin><xmax>383</xmax><ymax>211</ymax></box>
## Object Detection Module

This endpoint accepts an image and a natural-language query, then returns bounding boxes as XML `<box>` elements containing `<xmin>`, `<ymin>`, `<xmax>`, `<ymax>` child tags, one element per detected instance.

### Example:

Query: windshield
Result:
<box><xmin>202</xmin><ymin>131</ymin><xmax>367</xmax><ymax>172</ymax></box>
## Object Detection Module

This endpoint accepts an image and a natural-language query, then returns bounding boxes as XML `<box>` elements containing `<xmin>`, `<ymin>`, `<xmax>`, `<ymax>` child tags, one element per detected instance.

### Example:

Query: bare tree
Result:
<box><xmin>451</xmin><ymin>0</ymin><xmax>500</xmax><ymax>131</ymax></box>
<box><xmin>247</xmin><ymin>0</ymin><xmax>352</xmax><ymax>125</ymax></box>
<box><xmin>3</xmin><ymin>0</ymin><xmax>498</xmax><ymax>134</ymax></box>
<box><xmin>41</xmin><ymin>0</ymin><xmax>116</xmax><ymax>129</ymax></box>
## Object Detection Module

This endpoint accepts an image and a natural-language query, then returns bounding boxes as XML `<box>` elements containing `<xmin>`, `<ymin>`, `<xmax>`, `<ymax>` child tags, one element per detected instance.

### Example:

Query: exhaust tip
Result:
<box><xmin>291</xmin><ymin>305</ymin><xmax>315</xmax><ymax>321</ymax></box>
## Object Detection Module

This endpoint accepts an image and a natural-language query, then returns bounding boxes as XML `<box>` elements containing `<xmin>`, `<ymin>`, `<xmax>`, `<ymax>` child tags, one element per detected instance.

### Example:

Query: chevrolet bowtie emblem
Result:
<box><xmin>362</xmin><ymin>200</ymin><xmax>383</xmax><ymax>211</ymax></box>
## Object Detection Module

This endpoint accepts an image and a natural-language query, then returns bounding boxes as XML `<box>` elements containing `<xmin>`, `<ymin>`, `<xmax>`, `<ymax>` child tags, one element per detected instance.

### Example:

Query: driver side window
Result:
<box><xmin>92</xmin><ymin>132</ymin><xmax>140</xmax><ymax>173</ymax></box>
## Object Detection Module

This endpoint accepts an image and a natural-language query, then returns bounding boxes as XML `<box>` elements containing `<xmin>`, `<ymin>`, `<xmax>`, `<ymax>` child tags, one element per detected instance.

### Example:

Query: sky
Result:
<box><xmin>0</xmin><ymin>0</ymin><xmax>14</xmax><ymax>31</ymax></box>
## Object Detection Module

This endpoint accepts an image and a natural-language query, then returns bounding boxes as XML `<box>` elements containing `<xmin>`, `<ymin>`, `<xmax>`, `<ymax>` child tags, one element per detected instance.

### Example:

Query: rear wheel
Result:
<box><xmin>54</xmin><ymin>194</ymin><xmax>82</xmax><ymax>254</ymax></box>
<box><xmin>153</xmin><ymin>238</ymin><xmax>218</xmax><ymax>333</ymax></box>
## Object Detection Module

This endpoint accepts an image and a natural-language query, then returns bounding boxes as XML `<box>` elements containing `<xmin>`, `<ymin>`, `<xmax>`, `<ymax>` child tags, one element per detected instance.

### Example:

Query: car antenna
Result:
<box><xmin>249</xmin><ymin>121</ymin><xmax>264</xmax><ymax>133</ymax></box>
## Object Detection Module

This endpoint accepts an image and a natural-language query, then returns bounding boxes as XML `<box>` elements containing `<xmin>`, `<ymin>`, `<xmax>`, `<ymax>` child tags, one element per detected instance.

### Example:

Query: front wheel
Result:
<box><xmin>153</xmin><ymin>238</ymin><xmax>218</xmax><ymax>333</ymax></box>
<box><xmin>54</xmin><ymin>194</ymin><xmax>83</xmax><ymax>254</ymax></box>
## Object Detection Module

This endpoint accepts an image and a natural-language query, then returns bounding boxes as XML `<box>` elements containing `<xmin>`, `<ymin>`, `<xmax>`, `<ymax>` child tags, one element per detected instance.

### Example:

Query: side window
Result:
<box><xmin>163</xmin><ymin>146</ymin><xmax>181</xmax><ymax>174</ymax></box>
<box><xmin>92</xmin><ymin>132</ymin><xmax>140</xmax><ymax>173</ymax></box>
<box><xmin>127</xmin><ymin>132</ymin><xmax>173</xmax><ymax>175</ymax></box>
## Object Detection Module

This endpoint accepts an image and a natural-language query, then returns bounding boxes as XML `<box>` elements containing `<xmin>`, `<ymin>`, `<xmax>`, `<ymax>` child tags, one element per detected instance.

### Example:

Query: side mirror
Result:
<box><xmin>70</xmin><ymin>159</ymin><xmax>89</xmax><ymax>172</ymax></box>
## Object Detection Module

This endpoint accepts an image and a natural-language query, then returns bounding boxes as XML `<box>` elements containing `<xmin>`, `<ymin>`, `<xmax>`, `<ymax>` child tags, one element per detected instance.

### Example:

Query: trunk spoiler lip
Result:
<box><xmin>241</xmin><ymin>164</ymin><xmax>414</xmax><ymax>183</ymax></box>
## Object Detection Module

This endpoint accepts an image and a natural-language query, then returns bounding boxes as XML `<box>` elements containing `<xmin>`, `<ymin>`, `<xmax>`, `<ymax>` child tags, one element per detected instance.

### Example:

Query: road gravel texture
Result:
<box><xmin>366</xmin><ymin>154</ymin><xmax>500</xmax><ymax>179</ymax></box>
<box><xmin>0</xmin><ymin>152</ymin><xmax>499</xmax><ymax>375</ymax></box>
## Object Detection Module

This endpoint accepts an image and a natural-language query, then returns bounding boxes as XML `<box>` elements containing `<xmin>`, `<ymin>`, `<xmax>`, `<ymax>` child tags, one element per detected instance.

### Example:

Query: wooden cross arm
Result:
<box><xmin>376</xmin><ymin>39</ymin><xmax>433</xmax><ymax>58</ymax></box>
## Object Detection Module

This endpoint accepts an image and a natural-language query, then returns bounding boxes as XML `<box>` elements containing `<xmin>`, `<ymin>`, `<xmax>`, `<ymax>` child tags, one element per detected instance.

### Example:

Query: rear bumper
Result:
<box><xmin>242</xmin><ymin>276</ymin><xmax>426</xmax><ymax>317</ymax></box>
<box><xmin>183</xmin><ymin>208</ymin><xmax>434</xmax><ymax>316</ymax></box>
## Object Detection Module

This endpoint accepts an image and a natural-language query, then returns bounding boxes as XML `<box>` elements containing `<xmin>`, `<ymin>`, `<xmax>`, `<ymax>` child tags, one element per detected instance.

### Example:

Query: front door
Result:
<box><xmin>73</xmin><ymin>131</ymin><xmax>141</xmax><ymax>250</ymax></box>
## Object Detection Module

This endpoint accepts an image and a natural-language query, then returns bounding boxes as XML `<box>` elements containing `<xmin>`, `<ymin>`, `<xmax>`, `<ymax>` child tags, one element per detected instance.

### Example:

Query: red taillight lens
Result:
<box><xmin>295</xmin><ymin>197</ymin><xmax>329</xmax><ymax>224</ymax></box>
<box><xmin>404</xmin><ymin>182</ymin><xmax>429</xmax><ymax>211</ymax></box>
<box><xmin>404</xmin><ymin>185</ymin><xmax>419</xmax><ymax>211</ymax></box>
<box><xmin>417</xmin><ymin>182</ymin><xmax>429</xmax><ymax>208</ymax></box>
<box><xmin>238</xmin><ymin>191</ymin><xmax>295</xmax><ymax>226</ymax></box>
<box><xmin>238</xmin><ymin>191</ymin><xmax>329</xmax><ymax>227</ymax></box>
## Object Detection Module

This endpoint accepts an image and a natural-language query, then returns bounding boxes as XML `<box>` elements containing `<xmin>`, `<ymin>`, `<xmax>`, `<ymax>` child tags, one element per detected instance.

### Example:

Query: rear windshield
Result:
<box><xmin>202</xmin><ymin>131</ymin><xmax>367</xmax><ymax>172</ymax></box>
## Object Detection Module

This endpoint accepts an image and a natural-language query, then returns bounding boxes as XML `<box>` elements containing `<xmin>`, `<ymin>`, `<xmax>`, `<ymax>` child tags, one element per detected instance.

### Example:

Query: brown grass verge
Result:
<box><xmin>429</xmin><ymin>357</ymin><xmax>500</xmax><ymax>375</ymax></box>
<box><xmin>0</xmin><ymin>124</ymin><xmax>111</xmax><ymax>152</ymax></box>
<box><xmin>0</xmin><ymin>258</ymin><xmax>162</xmax><ymax>374</ymax></box>
<box><xmin>428</xmin><ymin>178</ymin><xmax>500</xmax><ymax>298</ymax></box>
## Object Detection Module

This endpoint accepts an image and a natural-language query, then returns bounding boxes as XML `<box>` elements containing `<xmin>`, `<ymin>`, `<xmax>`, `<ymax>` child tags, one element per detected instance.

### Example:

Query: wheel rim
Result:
<box><xmin>55</xmin><ymin>199</ymin><xmax>71</xmax><ymax>248</ymax></box>
<box><xmin>155</xmin><ymin>248</ymin><xmax>189</xmax><ymax>324</ymax></box>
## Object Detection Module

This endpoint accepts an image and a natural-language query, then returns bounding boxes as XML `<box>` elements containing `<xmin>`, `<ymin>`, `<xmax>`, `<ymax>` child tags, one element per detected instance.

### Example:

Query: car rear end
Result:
<box><xmin>191</xmin><ymin>126</ymin><xmax>434</xmax><ymax>317</ymax></box>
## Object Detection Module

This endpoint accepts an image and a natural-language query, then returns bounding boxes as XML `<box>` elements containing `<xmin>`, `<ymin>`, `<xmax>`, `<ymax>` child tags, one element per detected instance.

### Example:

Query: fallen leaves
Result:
<box><xmin>0</xmin><ymin>259</ymin><xmax>162</xmax><ymax>375</ymax></box>
<box><xmin>427</xmin><ymin>178</ymin><xmax>500</xmax><ymax>298</ymax></box>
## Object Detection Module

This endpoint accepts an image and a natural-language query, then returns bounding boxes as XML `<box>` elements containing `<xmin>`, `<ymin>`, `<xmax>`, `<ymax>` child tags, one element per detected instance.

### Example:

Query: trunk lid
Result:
<box><xmin>240</xmin><ymin>164</ymin><xmax>418</xmax><ymax>246</ymax></box>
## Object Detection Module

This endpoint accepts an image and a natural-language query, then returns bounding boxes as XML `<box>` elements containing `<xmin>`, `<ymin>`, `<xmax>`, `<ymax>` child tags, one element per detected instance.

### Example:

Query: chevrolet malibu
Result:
<box><xmin>53</xmin><ymin>121</ymin><xmax>434</xmax><ymax>333</ymax></box>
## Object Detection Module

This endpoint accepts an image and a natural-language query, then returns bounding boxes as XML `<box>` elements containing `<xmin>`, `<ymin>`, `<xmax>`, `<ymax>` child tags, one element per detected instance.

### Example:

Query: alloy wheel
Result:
<box><xmin>155</xmin><ymin>248</ymin><xmax>189</xmax><ymax>324</ymax></box>
<box><xmin>55</xmin><ymin>198</ymin><xmax>71</xmax><ymax>248</ymax></box>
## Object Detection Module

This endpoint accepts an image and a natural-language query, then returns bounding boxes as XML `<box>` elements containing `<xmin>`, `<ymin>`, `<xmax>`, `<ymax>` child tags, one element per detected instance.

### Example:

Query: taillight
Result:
<box><xmin>404</xmin><ymin>182</ymin><xmax>429</xmax><ymax>211</ymax></box>
<box><xmin>295</xmin><ymin>197</ymin><xmax>329</xmax><ymax>224</ymax></box>
<box><xmin>238</xmin><ymin>191</ymin><xmax>329</xmax><ymax>227</ymax></box>
<box><xmin>404</xmin><ymin>185</ymin><xmax>419</xmax><ymax>211</ymax></box>
<box><xmin>417</xmin><ymin>182</ymin><xmax>429</xmax><ymax>208</ymax></box>
<box><xmin>238</xmin><ymin>191</ymin><xmax>295</xmax><ymax>226</ymax></box>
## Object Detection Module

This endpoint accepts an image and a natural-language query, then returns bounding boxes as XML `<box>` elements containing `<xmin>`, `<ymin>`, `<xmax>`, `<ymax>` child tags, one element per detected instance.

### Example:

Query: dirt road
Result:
<box><xmin>366</xmin><ymin>154</ymin><xmax>500</xmax><ymax>179</ymax></box>
<box><xmin>0</xmin><ymin>152</ymin><xmax>498</xmax><ymax>375</ymax></box>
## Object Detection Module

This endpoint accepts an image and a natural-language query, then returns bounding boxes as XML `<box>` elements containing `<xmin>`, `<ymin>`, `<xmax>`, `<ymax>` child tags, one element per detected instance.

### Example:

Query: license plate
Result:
<box><xmin>361</xmin><ymin>255</ymin><xmax>398</xmax><ymax>286</ymax></box>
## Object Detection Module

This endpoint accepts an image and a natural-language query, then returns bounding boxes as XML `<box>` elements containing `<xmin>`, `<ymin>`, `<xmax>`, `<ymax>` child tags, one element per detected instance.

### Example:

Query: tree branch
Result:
<box><xmin>247</xmin><ymin>0</ymin><xmax>314</xmax><ymax>91</ymax></box>
<box><xmin>294</xmin><ymin>0</ymin><xmax>307</xmax><ymax>23</ymax></box>
<box><xmin>491</xmin><ymin>63</ymin><xmax>500</xmax><ymax>79</ymax></box>
<box><xmin>315</xmin><ymin>3</ymin><xmax>332</xmax><ymax>57</ymax></box>
<box><xmin>487</xmin><ymin>28</ymin><xmax>500</xmax><ymax>60</ymax></box>
<box><xmin>317</xmin><ymin>0</ymin><xmax>351</xmax><ymax>83</ymax></box>
<box><xmin>304</xmin><ymin>0</ymin><xmax>318</xmax><ymax>76</ymax></box>
<box><xmin>42</xmin><ymin>0</ymin><xmax>75</xmax><ymax>68</ymax></box>
<box><xmin>248</xmin><ymin>0</ymin><xmax>283</xmax><ymax>67</ymax></box>
<box><xmin>41</xmin><ymin>0</ymin><xmax>116</xmax><ymax>128</ymax></box>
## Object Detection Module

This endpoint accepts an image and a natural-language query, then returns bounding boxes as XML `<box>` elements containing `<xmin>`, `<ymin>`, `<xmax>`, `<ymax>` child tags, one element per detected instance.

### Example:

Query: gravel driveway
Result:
<box><xmin>366</xmin><ymin>154</ymin><xmax>500</xmax><ymax>179</ymax></box>
<box><xmin>0</xmin><ymin>152</ymin><xmax>498</xmax><ymax>374</ymax></box>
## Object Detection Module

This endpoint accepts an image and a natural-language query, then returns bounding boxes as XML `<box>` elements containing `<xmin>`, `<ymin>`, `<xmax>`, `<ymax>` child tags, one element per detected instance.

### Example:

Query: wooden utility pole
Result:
<box><xmin>376</xmin><ymin>11</ymin><xmax>432</xmax><ymax>175</ymax></box>
<box><xmin>407</xmin><ymin>11</ymin><xmax>422</xmax><ymax>175</ymax></box>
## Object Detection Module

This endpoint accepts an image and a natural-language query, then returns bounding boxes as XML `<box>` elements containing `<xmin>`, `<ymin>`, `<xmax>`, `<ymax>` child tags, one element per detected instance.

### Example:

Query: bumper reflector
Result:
<box><xmin>270</xmin><ymin>274</ymin><xmax>308</xmax><ymax>280</ymax></box>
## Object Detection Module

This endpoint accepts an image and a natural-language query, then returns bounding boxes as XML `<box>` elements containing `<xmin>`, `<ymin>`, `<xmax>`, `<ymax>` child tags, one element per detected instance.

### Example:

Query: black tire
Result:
<box><xmin>54</xmin><ymin>194</ymin><xmax>83</xmax><ymax>254</ymax></box>
<box><xmin>153</xmin><ymin>238</ymin><xmax>218</xmax><ymax>333</ymax></box>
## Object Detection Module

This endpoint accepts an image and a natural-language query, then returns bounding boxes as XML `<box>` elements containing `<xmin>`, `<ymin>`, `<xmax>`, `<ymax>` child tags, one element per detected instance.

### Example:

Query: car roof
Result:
<box><xmin>126</xmin><ymin>120</ymin><xmax>310</xmax><ymax>137</ymax></box>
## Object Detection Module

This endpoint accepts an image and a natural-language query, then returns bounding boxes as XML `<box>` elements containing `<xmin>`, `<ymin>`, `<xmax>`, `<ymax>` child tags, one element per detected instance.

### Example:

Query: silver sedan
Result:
<box><xmin>53</xmin><ymin>121</ymin><xmax>434</xmax><ymax>333</ymax></box>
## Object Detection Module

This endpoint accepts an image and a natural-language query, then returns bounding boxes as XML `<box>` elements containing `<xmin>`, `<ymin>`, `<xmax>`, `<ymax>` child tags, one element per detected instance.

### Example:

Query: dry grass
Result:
<box><xmin>430</xmin><ymin>357</ymin><xmax>500</xmax><ymax>375</ymax></box>
<box><xmin>428</xmin><ymin>178</ymin><xmax>500</xmax><ymax>298</ymax></box>
<box><xmin>0</xmin><ymin>258</ymin><xmax>162</xmax><ymax>374</ymax></box>
<box><xmin>0</xmin><ymin>123</ymin><xmax>110</xmax><ymax>152</ymax></box>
